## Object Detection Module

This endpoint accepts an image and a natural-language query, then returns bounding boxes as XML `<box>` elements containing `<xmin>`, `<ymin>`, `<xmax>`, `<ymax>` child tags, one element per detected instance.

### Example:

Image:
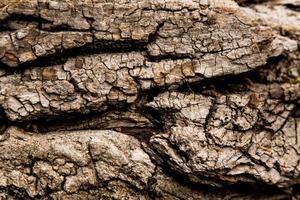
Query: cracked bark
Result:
<box><xmin>0</xmin><ymin>0</ymin><xmax>299</xmax><ymax>199</ymax></box>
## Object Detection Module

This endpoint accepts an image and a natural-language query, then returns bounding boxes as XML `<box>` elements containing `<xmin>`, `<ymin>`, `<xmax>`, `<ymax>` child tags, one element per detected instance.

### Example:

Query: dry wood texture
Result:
<box><xmin>0</xmin><ymin>0</ymin><xmax>299</xmax><ymax>199</ymax></box>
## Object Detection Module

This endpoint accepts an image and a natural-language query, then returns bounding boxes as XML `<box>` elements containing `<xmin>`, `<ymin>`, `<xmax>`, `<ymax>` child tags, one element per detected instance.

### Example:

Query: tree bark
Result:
<box><xmin>0</xmin><ymin>0</ymin><xmax>299</xmax><ymax>199</ymax></box>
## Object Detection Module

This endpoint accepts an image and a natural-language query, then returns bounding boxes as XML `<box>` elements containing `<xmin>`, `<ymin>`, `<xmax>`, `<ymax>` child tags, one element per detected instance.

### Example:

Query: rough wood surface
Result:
<box><xmin>0</xmin><ymin>0</ymin><xmax>299</xmax><ymax>199</ymax></box>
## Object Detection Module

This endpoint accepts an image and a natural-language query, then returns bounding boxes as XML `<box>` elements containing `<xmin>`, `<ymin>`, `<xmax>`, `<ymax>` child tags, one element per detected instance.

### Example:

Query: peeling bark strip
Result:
<box><xmin>0</xmin><ymin>0</ymin><xmax>299</xmax><ymax>199</ymax></box>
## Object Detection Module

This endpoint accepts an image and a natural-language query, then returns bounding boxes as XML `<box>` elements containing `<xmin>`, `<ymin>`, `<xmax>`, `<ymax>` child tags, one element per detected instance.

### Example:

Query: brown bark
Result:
<box><xmin>0</xmin><ymin>0</ymin><xmax>299</xmax><ymax>199</ymax></box>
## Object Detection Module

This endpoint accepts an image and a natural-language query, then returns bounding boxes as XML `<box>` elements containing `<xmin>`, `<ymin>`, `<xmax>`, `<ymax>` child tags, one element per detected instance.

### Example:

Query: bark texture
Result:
<box><xmin>0</xmin><ymin>0</ymin><xmax>299</xmax><ymax>199</ymax></box>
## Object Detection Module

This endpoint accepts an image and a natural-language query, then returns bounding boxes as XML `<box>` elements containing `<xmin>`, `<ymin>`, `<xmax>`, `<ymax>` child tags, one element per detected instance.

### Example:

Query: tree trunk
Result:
<box><xmin>0</xmin><ymin>0</ymin><xmax>299</xmax><ymax>199</ymax></box>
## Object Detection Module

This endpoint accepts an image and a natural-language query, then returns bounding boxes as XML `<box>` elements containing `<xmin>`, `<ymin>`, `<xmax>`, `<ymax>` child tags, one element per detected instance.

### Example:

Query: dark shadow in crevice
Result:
<box><xmin>159</xmin><ymin>165</ymin><xmax>291</xmax><ymax>199</ymax></box>
<box><xmin>0</xmin><ymin>14</ymin><xmax>50</xmax><ymax>32</ymax></box>
<box><xmin>285</xmin><ymin>4</ymin><xmax>300</xmax><ymax>12</ymax></box>
<box><xmin>0</xmin><ymin>39</ymin><xmax>148</xmax><ymax>74</ymax></box>
<box><xmin>292</xmin><ymin>184</ymin><xmax>300</xmax><ymax>198</ymax></box>
<box><xmin>0</xmin><ymin>185</ymin><xmax>33</xmax><ymax>200</ymax></box>
<box><xmin>292</xmin><ymin>105</ymin><xmax>300</xmax><ymax>118</ymax></box>
<box><xmin>176</xmin><ymin>55</ymin><xmax>286</xmax><ymax>95</ymax></box>
<box><xmin>11</xmin><ymin>102</ymin><xmax>163</xmax><ymax>143</ymax></box>
<box><xmin>235</xmin><ymin>0</ymin><xmax>270</xmax><ymax>7</ymax></box>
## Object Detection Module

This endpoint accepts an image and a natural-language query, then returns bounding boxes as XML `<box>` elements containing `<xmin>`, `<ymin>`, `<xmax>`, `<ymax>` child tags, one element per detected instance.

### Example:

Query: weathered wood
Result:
<box><xmin>0</xmin><ymin>0</ymin><xmax>299</xmax><ymax>199</ymax></box>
